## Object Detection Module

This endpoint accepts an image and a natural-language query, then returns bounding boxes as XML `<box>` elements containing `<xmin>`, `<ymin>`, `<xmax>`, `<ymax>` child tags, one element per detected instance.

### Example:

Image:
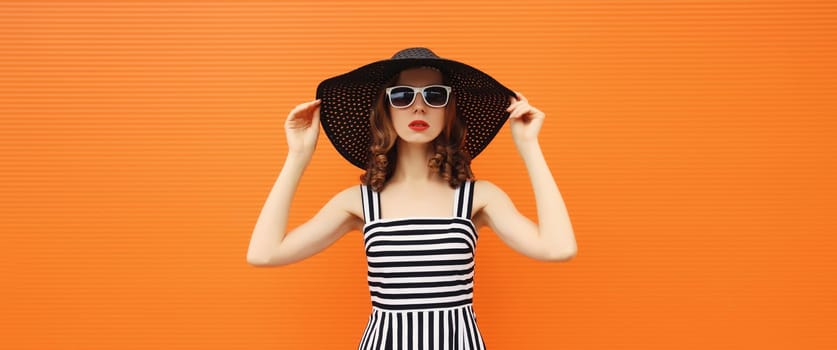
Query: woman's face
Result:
<box><xmin>389</xmin><ymin>67</ymin><xmax>447</xmax><ymax>145</ymax></box>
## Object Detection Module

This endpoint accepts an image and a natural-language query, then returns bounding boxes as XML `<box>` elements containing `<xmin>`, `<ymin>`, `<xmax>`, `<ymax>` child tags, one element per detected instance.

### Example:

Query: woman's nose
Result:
<box><xmin>412</xmin><ymin>93</ymin><xmax>427</xmax><ymax>112</ymax></box>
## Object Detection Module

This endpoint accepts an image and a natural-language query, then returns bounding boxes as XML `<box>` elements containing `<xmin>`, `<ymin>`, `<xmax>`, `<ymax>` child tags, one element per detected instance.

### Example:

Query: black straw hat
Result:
<box><xmin>315</xmin><ymin>47</ymin><xmax>515</xmax><ymax>170</ymax></box>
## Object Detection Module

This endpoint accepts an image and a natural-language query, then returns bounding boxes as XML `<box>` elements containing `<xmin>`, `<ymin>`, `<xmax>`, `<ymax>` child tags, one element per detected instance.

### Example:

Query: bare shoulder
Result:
<box><xmin>330</xmin><ymin>184</ymin><xmax>364</xmax><ymax>222</ymax></box>
<box><xmin>472</xmin><ymin>179</ymin><xmax>506</xmax><ymax>226</ymax></box>
<box><xmin>473</xmin><ymin>179</ymin><xmax>504</xmax><ymax>201</ymax></box>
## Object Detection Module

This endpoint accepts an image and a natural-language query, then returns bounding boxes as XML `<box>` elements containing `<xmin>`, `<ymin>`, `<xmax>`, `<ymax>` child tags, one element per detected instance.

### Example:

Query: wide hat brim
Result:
<box><xmin>315</xmin><ymin>47</ymin><xmax>515</xmax><ymax>170</ymax></box>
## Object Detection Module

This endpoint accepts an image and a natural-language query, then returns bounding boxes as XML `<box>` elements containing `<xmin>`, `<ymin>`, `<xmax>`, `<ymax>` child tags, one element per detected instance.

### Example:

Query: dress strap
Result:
<box><xmin>452</xmin><ymin>180</ymin><xmax>475</xmax><ymax>219</ymax></box>
<box><xmin>359</xmin><ymin>184</ymin><xmax>381</xmax><ymax>223</ymax></box>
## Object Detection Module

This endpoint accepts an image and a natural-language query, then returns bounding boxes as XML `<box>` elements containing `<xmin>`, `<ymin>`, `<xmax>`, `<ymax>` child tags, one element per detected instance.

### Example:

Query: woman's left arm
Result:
<box><xmin>476</xmin><ymin>92</ymin><xmax>577</xmax><ymax>261</ymax></box>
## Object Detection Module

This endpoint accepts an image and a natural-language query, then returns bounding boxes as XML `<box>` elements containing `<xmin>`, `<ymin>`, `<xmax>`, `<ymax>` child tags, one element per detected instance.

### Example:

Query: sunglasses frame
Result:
<box><xmin>385</xmin><ymin>84</ymin><xmax>453</xmax><ymax>109</ymax></box>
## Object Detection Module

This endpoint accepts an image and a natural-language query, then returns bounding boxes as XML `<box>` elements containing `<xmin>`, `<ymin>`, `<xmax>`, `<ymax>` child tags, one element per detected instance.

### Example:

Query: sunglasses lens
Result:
<box><xmin>423</xmin><ymin>87</ymin><xmax>449</xmax><ymax>107</ymax></box>
<box><xmin>389</xmin><ymin>87</ymin><xmax>414</xmax><ymax>107</ymax></box>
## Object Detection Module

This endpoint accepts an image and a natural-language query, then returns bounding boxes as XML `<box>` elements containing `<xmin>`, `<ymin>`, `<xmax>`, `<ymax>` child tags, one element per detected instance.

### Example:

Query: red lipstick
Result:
<box><xmin>408</xmin><ymin>120</ymin><xmax>429</xmax><ymax>131</ymax></box>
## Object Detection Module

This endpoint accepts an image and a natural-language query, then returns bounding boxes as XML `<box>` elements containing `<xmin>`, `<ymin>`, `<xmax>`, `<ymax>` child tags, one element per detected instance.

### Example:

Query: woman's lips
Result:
<box><xmin>408</xmin><ymin>120</ymin><xmax>429</xmax><ymax>131</ymax></box>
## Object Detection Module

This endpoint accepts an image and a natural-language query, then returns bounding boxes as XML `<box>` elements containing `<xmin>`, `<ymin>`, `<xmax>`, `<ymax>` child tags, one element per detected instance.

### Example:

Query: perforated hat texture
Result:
<box><xmin>315</xmin><ymin>47</ymin><xmax>516</xmax><ymax>170</ymax></box>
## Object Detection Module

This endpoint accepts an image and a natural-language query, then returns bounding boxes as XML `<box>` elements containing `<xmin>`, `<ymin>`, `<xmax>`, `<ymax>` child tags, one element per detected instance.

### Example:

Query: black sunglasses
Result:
<box><xmin>385</xmin><ymin>85</ymin><xmax>452</xmax><ymax>108</ymax></box>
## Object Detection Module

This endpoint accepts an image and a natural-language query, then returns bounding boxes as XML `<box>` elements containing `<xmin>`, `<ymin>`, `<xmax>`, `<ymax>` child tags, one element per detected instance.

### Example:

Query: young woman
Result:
<box><xmin>247</xmin><ymin>47</ymin><xmax>577</xmax><ymax>349</ymax></box>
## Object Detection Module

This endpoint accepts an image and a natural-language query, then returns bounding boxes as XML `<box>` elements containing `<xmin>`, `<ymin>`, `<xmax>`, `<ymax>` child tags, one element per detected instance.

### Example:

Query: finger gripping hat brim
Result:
<box><xmin>315</xmin><ymin>47</ymin><xmax>515</xmax><ymax>170</ymax></box>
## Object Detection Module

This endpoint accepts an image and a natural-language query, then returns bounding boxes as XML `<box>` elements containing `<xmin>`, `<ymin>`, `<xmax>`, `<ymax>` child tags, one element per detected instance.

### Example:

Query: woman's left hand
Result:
<box><xmin>507</xmin><ymin>91</ymin><xmax>545</xmax><ymax>147</ymax></box>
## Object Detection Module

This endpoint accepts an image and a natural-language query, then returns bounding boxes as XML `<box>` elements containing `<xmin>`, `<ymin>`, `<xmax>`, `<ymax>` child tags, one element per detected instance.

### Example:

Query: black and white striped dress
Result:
<box><xmin>358</xmin><ymin>180</ymin><xmax>487</xmax><ymax>350</ymax></box>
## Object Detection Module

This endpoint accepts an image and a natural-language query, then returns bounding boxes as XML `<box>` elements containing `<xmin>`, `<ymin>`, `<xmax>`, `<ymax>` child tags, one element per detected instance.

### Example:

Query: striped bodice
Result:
<box><xmin>358</xmin><ymin>181</ymin><xmax>486</xmax><ymax>349</ymax></box>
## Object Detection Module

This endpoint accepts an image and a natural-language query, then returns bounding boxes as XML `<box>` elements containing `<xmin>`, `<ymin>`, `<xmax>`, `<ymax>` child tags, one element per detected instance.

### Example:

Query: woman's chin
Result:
<box><xmin>397</xmin><ymin>133</ymin><xmax>441</xmax><ymax>145</ymax></box>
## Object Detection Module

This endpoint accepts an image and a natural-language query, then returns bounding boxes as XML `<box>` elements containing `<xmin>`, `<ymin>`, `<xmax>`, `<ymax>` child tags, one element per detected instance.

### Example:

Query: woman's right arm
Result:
<box><xmin>246</xmin><ymin>99</ymin><xmax>362</xmax><ymax>266</ymax></box>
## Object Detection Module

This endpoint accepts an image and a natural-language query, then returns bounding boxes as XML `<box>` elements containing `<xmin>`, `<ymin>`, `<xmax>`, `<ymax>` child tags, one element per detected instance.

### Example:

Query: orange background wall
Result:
<box><xmin>2</xmin><ymin>1</ymin><xmax>835</xmax><ymax>349</ymax></box>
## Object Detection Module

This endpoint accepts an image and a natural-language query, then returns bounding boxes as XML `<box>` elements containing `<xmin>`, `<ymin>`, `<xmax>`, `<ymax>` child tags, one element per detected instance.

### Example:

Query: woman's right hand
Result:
<box><xmin>284</xmin><ymin>99</ymin><xmax>321</xmax><ymax>159</ymax></box>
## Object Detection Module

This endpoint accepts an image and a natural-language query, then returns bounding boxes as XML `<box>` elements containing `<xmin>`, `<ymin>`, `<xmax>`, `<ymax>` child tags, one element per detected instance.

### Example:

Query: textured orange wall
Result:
<box><xmin>2</xmin><ymin>1</ymin><xmax>835</xmax><ymax>349</ymax></box>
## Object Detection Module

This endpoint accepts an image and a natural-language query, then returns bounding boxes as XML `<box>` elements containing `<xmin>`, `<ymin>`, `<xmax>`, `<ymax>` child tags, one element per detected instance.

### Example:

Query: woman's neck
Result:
<box><xmin>389</xmin><ymin>140</ymin><xmax>439</xmax><ymax>184</ymax></box>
